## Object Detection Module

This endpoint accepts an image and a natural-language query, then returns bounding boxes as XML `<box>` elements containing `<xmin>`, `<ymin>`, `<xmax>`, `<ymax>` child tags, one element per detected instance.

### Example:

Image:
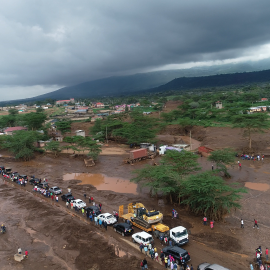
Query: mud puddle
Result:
<box><xmin>245</xmin><ymin>182</ymin><xmax>270</xmax><ymax>191</ymax></box>
<box><xmin>63</xmin><ymin>173</ymin><xmax>138</xmax><ymax>194</ymax></box>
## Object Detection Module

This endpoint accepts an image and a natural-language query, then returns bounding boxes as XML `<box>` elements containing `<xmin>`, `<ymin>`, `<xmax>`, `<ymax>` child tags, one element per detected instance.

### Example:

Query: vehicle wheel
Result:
<box><xmin>122</xmin><ymin>232</ymin><xmax>125</xmax><ymax>237</ymax></box>
<box><xmin>114</xmin><ymin>228</ymin><xmax>117</xmax><ymax>232</ymax></box>
<box><xmin>132</xmin><ymin>238</ymin><xmax>136</xmax><ymax>243</ymax></box>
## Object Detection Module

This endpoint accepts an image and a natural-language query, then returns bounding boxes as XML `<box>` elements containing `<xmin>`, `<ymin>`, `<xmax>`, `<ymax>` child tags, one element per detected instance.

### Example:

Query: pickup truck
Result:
<box><xmin>61</xmin><ymin>193</ymin><xmax>75</xmax><ymax>202</ymax></box>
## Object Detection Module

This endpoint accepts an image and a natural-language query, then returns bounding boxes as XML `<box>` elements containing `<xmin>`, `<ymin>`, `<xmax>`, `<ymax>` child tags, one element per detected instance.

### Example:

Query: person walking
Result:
<box><xmin>140</xmin><ymin>260</ymin><xmax>145</xmax><ymax>270</ymax></box>
<box><xmin>18</xmin><ymin>247</ymin><xmax>22</xmax><ymax>254</ymax></box>
<box><xmin>82</xmin><ymin>208</ymin><xmax>85</xmax><ymax>216</ymax></box>
<box><xmin>25</xmin><ymin>250</ymin><xmax>28</xmax><ymax>258</ymax></box>
<box><xmin>104</xmin><ymin>220</ymin><xmax>107</xmax><ymax>231</ymax></box>
<box><xmin>143</xmin><ymin>258</ymin><xmax>148</xmax><ymax>269</ymax></box>
<box><xmin>149</xmin><ymin>248</ymin><xmax>154</xmax><ymax>260</ymax></box>
<box><xmin>241</xmin><ymin>219</ymin><xmax>244</xmax><ymax>228</ymax></box>
<box><xmin>265</xmin><ymin>248</ymin><xmax>269</xmax><ymax>261</ymax></box>
<box><xmin>239</xmin><ymin>162</ymin><xmax>242</xmax><ymax>169</ymax></box>
<box><xmin>139</xmin><ymin>243</ymin><xmax>143</xmax><ymax>253</ymax></box>
<box><xmin>144</xmin><ymin>245</ymin><xmax>148</xmax><ymax>256</ymax></box>
<box><xmin>164</xmin><ymin>256</ymin><xmax>168</xmax><ymax>268</ymax></box>
<box><xmin>94</xmin><ymin>215</ymin><xmax>98</xmax><ymax>225</ymax></box>
<box><xmin>99</xmin><ymin>218</ymin><xmax>102</xmax><ymax>228</ymax></box>
<box><xmin>210</xmin><ymin>220</ymin><xmax>214</xmax><ymax>229</ymax></box>
<box><xmin>190</xmin><ymin>264</ymin><xmax>194</xmax><ymax>270</ymax></box>
<box><xmin>172</xmin><ymin>209</ymin><xmax>175</xmax><ymax>219</ymax></box>
<box><xmin>250</xmin><ymin>264</ymin><xmax>254</xmax><ymax>270</ymax></box>
<box><xmin>203</xmin><ymin>216</ymin><xmax>207</xmax><ymax>225</ymax></box>
<box><xmin>99</xmin><ymin>203</ymin><xmax>102</xmax><ymax>211</ymax></box>
<box><xmin>84</xmin><ymin>193</ymin><xmax>86</xmax><ymax>200</ymax></box>
<box><xmin>55</xmin><ymin>196</ymin><xmax>58</xmax><ymax>202</ymax></box>
<box><xmin>253</xmin><ymin>219</ymin><xmax>259</xmax><ymax>229</ymax></box>
<box><xmin>89</xmin><ymin>196</ymin><xmax>91</xmax><ymax>203</ymax></box>
<box><xmin>169</xmin><ymin>240</ymin><xmax>172</xmax><ymax>247</ymax></box>
<box><xmin>212</xmin><ymin>164</ymin><xmax>214</xmax><ymax>170</ymax></box>
<box><xmin>91</xmin><ymin>196</ymin><xmax>94</xmax><ymax>203</ymax></box>
<box><xmin>66</xmin><ymin>201</ymin><xmax>69</xmax><ymax>208</ymax></box>
<box><xmin>155</xmin><ymin>251</ymin><xmax>159</xmax><ymax>262</ymax></box>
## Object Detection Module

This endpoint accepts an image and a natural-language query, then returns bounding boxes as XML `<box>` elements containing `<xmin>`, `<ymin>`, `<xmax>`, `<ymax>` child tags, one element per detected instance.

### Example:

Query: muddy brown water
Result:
<box><xmin>63</xmin><ymin>173</ymin><xmax>138</xmax><ymax>194</ymax></box>
<box><xmin>245</xmin><ymin>182</ymin><xmax>270</xmax><ymax>191</ymax></box>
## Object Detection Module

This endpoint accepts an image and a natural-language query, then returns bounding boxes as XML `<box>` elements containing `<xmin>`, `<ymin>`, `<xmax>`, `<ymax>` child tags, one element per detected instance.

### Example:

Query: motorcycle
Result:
<box><xmin>1</xmin><ymin>227</ymin><xmax>6</xmax><ymax>234</ymax></box>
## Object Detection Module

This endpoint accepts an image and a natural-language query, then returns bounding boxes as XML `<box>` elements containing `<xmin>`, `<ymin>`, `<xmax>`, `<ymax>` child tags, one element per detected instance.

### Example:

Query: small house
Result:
<box><xmin>75</xmin><ymin>130</ymin><xmax>85</xmax><ymax>137</ymax></box>
<box><xmin>215</xmin><ymin>101</ymin><xmax>222</xmax><ymax>109</ymax></box>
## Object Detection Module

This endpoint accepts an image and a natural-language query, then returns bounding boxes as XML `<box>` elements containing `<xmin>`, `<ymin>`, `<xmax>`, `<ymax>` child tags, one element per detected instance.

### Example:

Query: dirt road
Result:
<box><xmin>0</xmin><ymin>144</ymin><xmax>268</xmax><ymax>269</ymax></box>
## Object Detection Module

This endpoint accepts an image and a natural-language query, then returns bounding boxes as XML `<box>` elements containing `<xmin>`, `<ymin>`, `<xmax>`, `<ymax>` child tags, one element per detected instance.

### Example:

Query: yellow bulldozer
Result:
<box><xmin>119</xmin><ymin>203</ymin><xmax>168</xmax><ymax>236</ymax></box>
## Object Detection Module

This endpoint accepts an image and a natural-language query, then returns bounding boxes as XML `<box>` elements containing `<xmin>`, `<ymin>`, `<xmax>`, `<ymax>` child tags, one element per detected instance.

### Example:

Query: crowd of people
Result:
<box><xmin>139</xmin><ymin>242</ymin><xmax>194</xmax><ymax>270</ymax></box>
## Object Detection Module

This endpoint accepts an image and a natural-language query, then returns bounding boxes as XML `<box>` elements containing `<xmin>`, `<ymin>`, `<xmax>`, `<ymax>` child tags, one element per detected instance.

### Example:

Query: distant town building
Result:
<box><xmin>215</xmin><ymin>101</ymin><xmax>223</xmax><ymax>109</ymax></box>
<box><xmin>56</xmin><ymin>98</ymin><xmax>75</xmax><ymax>105</ymax></box>
<box><xmin>75</xmin><ymin>130</ymin><xmax>85</xmax><ymax>137</ymax></box>
<box><xmin>261</xmin><ymin>98</ymin><xmax>268</xmax><ymax>101</ymax></box>
<box><xmin>4</xmin><ymin>126</ymin><xmax>27</xmax><ymax>135</ymax></box>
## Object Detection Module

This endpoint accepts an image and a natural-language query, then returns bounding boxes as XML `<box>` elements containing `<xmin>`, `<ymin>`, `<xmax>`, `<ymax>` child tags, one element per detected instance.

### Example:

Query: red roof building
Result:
<box><xmin>5</xmin><ymin>126</ymin><xmax>27</xmax><ymax>135</ymax></box>
<box><xmin>261</xmin><ymin>98</ymin><xmax>268</xmax><ymax>101</ymax></box>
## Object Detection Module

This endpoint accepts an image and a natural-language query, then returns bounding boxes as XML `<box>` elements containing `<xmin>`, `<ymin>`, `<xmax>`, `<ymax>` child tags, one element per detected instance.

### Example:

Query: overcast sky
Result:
<box><xmin>1</xmin><ymin>0</ymin><xmax>270</xmax><ymax>101</ymax></box>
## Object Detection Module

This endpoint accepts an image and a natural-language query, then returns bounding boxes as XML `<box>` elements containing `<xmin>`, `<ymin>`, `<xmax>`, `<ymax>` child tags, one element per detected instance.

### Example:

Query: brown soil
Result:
<box><xmin>2</xmin><ymin>121</ymin><xmax>270</xmax><ymax>269</ymax></box>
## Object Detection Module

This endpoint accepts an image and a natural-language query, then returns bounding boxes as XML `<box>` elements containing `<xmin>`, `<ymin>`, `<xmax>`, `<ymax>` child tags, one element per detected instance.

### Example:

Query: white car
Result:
<box><xmin>132</xmin><ymin>232</ymin><xmax>154</xmax><ymax>246</ymax></box>
<box><xmin>71</xmin><ymin>199</ymin><xmax>86</xmax><ymax>209</ymax></box>
<box><xmin>97</xmin><ymin>213</ymin><xmax>117</xmax><ymax>225</ymax></box>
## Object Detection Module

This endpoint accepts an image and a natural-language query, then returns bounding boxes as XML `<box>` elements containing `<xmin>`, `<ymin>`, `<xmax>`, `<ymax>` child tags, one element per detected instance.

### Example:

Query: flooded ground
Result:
<box><xmin>245</xmin><ymin>182</ymin><xmax>270</xmax><ymax>191</ymax></box>
<box><xmin>63</xmin><ymin>173</ymin><xmax>138</xmax><ymax>194</ymax></box>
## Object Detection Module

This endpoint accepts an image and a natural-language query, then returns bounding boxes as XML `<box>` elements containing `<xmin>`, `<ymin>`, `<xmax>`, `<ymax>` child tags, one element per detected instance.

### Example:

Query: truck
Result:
<box><xmin>119</xmin><ymin>204</ymin><xmax>189</xmax><ymax>246</ymax></box>
<box><xmin>124</xmin><ymin>149</ymin><xmax>155</xmax><ymax>164</ymax></box>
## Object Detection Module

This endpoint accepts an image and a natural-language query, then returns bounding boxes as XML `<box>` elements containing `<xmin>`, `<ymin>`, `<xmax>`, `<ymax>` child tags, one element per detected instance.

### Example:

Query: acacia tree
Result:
<box><xmin>132</xmin><ymin>150</ymin><xmax>200</xmax><ymax>203</ymax></box>
<box><xmin>181</xmin><ymin>171</ymin><xmax>246</xmax><ymax>220</ymax></box>
<box><xmin>232</xmin><ymin>113</ymin><xmax>270</xmax><ymax>148</ymax></box>
<box><xmin>208</xmin><ymin>148</ymin><xmax>236</xmax><ymax>177</ymax></box>
<box><xmin>4</xmin><ymin>130</ymin><xmax>41</xmax><ymax>160</ymax></box>
<box><xmin>44</xmin><ymin>141</ymin><xmax>61</xmax><ymax>157</ymax></box>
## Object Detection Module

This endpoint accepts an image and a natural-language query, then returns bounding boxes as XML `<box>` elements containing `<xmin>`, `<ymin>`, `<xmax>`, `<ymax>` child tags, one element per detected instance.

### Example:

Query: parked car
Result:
<box><xmin>0</xmin><ymin>166</ymin><xmax>5</xmax><ymax>173</ymax></box>
<box><xmin>49</xmin><ymin>186</ymin><xmax>62</xmax><ymax>195</ymax></box>
<box><xmin>85</xmin><ymin>206</ymin><xmax>101</xmax><ymax>216</ymax></box>
<box><xmin>162</xmin><ymin>246</ymin><xmax>190</xmax><ymax>264</ymax></box>
<box><xmin>132</xmin><ymin>232</ymin><xmax>154</xmax><ymax>246</ymax></box>
<box><xmin>197</xmin><ymin>263</ymin><xmax>230</xmax><ymax>270</ymax></box>
<box><xmin>4</xmin><ymin>168</ymin><xmax>12</xmax><ymax>175</ymax></box>
<box><xmin>113</xmin><ymin>223</ymin><xmax>133</xmax><ymax>236</ymax></box>
<box><xmin>61</xmin><ymin>193</ymin><xmax>75</xmax><ymax>202</ymax></box>
<box><xmin>29</xmin><ymin>177</ymin><xmax>40</xmax><ymax>185</ymax></box>
<box><xmin>97</xmin><ymin>213</ymin><xmax>117</xmax><ymax>225</ymax></box>
<box><xmin>37</xmin><ymin>182</ymin><xmax>49</xmax><ymax>190</ymax></box>
<box><xmin>19</xmin><ymin>174</ymin><xmax>28</xmax><ymax>180</ymax></box>
<box><xmin>70</xmin><ymin>199</ymin><xmax>86</xmax><ymax>209</ymax></box>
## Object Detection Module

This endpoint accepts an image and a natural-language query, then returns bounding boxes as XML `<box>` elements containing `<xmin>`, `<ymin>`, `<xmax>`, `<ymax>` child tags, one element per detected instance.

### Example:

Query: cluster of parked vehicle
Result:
<box><xmin>0</xmin><ymin>165</ymin><xmax>230</xmax><ymax>269</ymax></box>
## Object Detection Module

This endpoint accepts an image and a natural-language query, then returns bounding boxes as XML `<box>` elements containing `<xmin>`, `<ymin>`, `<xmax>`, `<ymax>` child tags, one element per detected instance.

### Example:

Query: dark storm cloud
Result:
<box><xmin>1</xmin><ymin>0</ymin><xmax>270</xmax><ymax>99</ymax></box>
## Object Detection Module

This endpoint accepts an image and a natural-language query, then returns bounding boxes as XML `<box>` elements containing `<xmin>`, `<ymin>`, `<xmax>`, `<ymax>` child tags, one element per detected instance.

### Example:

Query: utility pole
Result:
<box><xmin>190</xmin><ymin>130</ymin><xmax>192</xmax><ymax>151</ymax></box>
<box><xmin>106</xmin><ymin>126</ymin><xmax>108</xmax><ymax>144</ymax></box>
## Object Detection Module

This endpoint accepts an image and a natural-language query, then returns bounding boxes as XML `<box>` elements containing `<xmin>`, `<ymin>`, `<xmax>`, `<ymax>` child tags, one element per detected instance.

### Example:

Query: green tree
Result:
<box><xmin>181</xmin><ymin>171</ymin><xmax>246</xmax><ymax>220</ymax></box>
<box><xmin>232</xmin><ymin>113</ymin><xmax>270</xmax><ymax>148</ymax></box>
<box><xmin>36</xmin><ymin>107</ymin><xmax>44</xmax><ymax>113</ymax></box>
<box><xmin>208</xmin><ymin>148</ymin><xmax>236</xmax><ymax>177</ymax></box>
<box><xmin>44</xmin><ymin>141</ymin><xmax>61</xmax><ymax>157</ymax></box>
<box><xmin>132</xmin><ymin>150</ymin><xmax>200</xmax><ymax>203</ymax></box>
<box><xmin>4</xmin><ymin>130</ymin><xmax>41</xmax><ymax>160</ymax></box>
<box><xmin>24</xmin><ymin>112</ymin><xmax>47</xmax><ymax>130</ymax></box>
<box><xmin>55</xmin><ymin>120</ymin><xmax>72</xmax><ymax>134</ymax></box>
<box><xmin>8</xmin><ymin>108</ymin><xmax>18</xmax><ymax>115</ymax></box>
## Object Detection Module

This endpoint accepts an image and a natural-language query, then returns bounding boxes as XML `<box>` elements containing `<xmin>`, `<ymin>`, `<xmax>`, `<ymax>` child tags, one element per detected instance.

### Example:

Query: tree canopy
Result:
<box><xmin>181</xmin><ymin>171</ymin><xmax>246</xmax><ymax>220</ymax></box>
<box><xmin>232</xmin><ymin>113</ymin><xmax>270</xmax><ymax>148</ymax></box>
